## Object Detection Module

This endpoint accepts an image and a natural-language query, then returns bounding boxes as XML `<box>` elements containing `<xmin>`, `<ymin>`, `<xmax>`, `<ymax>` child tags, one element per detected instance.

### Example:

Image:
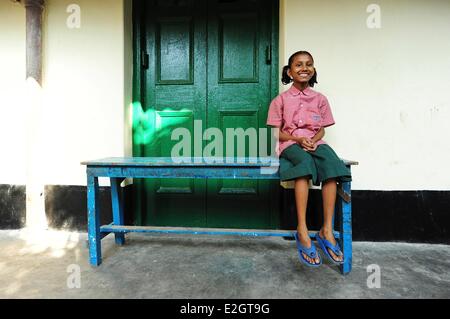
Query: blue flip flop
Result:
<box><xmin>294</xmin><ymin>232</ymin><xmax>322</xmax><ymax>268</ymax></box>
<box><xmin>315</xmin><ymin>232</ymin><xmax>344</xmax><ymax>265</ymax></box>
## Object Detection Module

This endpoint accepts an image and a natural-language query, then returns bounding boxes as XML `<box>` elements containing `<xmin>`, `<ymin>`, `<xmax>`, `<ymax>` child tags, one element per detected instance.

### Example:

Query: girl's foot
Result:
<box><xmin>297</xmin><ymin>229</ymin><xmax>321</xmax><ymax>265</ymax></box>
<box><xmin>318</xmin><ymin>228</ymin><xmax>344</xmax><ymax>263</ymax></box>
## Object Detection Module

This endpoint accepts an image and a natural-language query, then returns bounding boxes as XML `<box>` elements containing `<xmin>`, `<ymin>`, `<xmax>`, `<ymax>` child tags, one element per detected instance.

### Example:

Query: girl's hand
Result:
<box><xmin>297</xmin><ymin>137</ymin><xmax>316</xmax><ymax>152</ymax></box>
<box><xmin>305</xmin><ymin>143</ymin><xmax>317</xmax><ymax>152</ymax></box>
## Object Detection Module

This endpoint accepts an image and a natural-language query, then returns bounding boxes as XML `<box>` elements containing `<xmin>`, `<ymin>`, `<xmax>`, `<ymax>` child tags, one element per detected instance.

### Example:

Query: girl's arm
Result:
<box><xmin>278</xmin><ymin>129</ymin><xmax>299</xmax><ymax>142</ymax></box>
<box><xmin>311</xmin><ymin>127</ymin><xmax>325</xmax><ymax>145</ymax></box>
<box><xmin>275</xmin><ymin>128</ymin><xmax>315</xmax><ymax>149</ymax></box>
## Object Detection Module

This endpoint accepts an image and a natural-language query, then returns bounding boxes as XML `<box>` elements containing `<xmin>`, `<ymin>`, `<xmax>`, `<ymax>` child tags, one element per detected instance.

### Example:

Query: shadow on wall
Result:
<box><xmin>45</xmin><ymin>184</ymin><xmax>118</xmax><ymax>231</ymax></box>
<box><xmin>0</xmin><ymin>185</ymin><xmax>26</xmax><ymax>229</ymax></box>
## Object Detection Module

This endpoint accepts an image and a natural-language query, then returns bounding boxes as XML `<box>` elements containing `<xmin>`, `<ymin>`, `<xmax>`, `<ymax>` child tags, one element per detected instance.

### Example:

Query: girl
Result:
<box><xmin>267</xmin><ymin>51</ymin><xmax>351</xmax><ymax>267</ymax></box>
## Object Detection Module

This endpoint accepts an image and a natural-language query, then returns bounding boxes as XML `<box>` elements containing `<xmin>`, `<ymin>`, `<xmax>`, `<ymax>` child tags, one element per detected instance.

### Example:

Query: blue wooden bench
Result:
<box><xmin>81</xmin><ymin>157</ymin><xmax>357</xmax><ymax>274</ymax></box>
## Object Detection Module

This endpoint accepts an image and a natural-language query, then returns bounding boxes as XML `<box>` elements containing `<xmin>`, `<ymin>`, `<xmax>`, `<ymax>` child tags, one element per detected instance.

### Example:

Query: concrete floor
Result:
<box><xmin>0</xmin><ymin>229</ymin><xmax>449</xmax><ymax>299</ymax></box>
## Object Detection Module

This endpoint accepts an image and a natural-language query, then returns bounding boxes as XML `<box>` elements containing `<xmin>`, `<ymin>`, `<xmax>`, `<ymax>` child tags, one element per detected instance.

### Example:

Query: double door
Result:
<box><xmin>133</xmin><ymin>0</ymin><xmax>279</xmax><ymax>228</ymax></box>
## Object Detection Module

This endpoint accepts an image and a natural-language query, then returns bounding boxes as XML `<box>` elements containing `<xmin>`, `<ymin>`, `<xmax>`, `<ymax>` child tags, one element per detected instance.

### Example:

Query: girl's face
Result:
<box><xmin>288</xmin><ymin>54</ymin><xmax>315</xmax><ymax>85</ymax></box>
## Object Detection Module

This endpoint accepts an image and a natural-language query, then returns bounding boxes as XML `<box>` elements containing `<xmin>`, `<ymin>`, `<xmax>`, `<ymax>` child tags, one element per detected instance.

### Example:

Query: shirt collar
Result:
<box><xmin>288</xmin><ymin>85</ymin><xmax>316</xmax><ymax>97</ymax></box>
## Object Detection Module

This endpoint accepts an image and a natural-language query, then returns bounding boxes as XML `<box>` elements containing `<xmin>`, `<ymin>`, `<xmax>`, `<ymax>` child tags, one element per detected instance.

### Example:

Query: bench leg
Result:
<box><xmin>111</xmin><ymin>177</ymin><xmax>125</xmax><ymax>245</ymax></box>
<box><xmin>88</xmin><ymin>174</ymin><xmax>102</xmax><ymax>266</ymax></box>
<box><xmin>339</xmin><ymin>180</ymin><xmax>352</xmax><ymax>275</ymax></box>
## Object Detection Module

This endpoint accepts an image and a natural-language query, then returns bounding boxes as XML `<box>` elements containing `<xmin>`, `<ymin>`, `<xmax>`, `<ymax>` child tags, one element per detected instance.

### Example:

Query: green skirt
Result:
<box><xmin>279</xmin><ymin>143</ymin><xmax>352</xmax><ymax>186</ymax></box>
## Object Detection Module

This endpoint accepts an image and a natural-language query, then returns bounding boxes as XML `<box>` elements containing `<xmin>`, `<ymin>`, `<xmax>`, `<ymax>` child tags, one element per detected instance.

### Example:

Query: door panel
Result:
<box><xmin>219</xmin><ymin>12</ymin><xmax>259</xmax><ymax>82</ymax></box>
<box><xmin>156</xmin><ymin>17</ymin><xmax>194</xmax><ymax>84</ymax></box>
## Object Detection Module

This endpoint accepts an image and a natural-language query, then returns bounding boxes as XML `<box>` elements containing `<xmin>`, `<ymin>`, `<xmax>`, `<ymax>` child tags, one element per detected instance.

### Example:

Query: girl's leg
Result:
<box><xmin>295</xmin><ymin>177</ymin><xmax>320</xmax><ymax>265</ymax></box>
<box><xmin>320</xmin><ymin>178</ymin><xmax>343</xmax><ymax>262</ymax></box>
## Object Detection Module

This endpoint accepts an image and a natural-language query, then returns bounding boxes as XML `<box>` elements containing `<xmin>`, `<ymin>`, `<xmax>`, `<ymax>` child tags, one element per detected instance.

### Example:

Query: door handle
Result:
<box><xmin>141</xmin><ymin>51</ymin><xmax>149</xmax><ymax>70</ymax></box>
<box><xmin>265</xmin><ymin>45</ymin><xmax>272</xmax><ymax>64</ymax></box>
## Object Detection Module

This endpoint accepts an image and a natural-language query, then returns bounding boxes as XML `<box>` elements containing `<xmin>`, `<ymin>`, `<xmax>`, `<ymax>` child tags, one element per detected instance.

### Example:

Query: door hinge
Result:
<box><xmin>141</xmin><ymin>51</ymin><xmax>149</xmax><ymax>70</ymax></box>
<box><xmin>265</xmin><ymin>45</ymin><xmax>272</xmax><ymax>64</ymax></box>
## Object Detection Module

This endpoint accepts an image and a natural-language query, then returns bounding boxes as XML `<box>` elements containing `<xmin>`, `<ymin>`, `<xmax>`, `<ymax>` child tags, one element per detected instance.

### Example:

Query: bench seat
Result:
<box><xmin>82</xmin><ymin>157</ymin><xmax>357</xmax><ymax>274</ymax></box>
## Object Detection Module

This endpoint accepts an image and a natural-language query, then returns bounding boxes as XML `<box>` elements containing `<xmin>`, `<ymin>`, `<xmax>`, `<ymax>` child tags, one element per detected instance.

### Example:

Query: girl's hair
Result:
<box><xmin>281</xmin><ymin>50</ymin><xmax>318</xmax><ymax>87</ymax></box>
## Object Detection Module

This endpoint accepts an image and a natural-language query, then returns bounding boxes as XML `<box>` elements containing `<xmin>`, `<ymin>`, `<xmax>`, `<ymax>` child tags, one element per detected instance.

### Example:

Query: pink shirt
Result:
<box><xmin>266</xmin><ymin>85</ymin><xmax>335</xmax><ymax>155</ymax></box>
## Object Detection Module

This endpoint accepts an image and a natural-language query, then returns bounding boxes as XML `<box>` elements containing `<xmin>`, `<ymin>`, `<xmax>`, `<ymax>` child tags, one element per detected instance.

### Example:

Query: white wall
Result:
<box><xmin>0</xmin><ymin>0</ymin><xmax>132</xmax><ymax>187</ymax></box>
<box><xmin>0</xmin><ymin>0</ymin><xmax>27</xmax><ymax>185</ymax></box>
<box><xmin>1</xmin><ymin>0</ymin><xmax>449</xmax><ymax>191</ymax></box>
<box><xmin>281</xmin><ymin>0</ymin><xmax>450</xmax><ymax>190</ymax></box>
<box><xmin>41</xmin><ymin>0</ymin><xmax>130</xmax><ymax>186</ymax></box>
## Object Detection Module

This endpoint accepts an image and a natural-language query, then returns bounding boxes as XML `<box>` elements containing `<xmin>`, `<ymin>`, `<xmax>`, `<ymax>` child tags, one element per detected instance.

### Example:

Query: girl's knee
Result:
<box><xmin>295</xmin><ymin>176</ymin><xmax>311</xmax><ymax>183</ymax></box>
<box><xmin>322</xmin><ymin>177</ymin><xmax>337</xmax><ymax>184</ymax></box>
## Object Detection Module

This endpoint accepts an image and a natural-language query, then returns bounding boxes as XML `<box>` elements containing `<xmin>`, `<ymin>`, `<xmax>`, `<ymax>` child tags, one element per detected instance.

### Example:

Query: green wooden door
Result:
<box><xmin>133</xmin><ymin>0</ymin><xmax>279</xmax><ymax>228</ymax></box>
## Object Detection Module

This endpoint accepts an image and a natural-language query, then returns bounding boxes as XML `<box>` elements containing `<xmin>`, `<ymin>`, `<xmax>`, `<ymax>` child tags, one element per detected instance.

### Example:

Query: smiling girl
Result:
<box><xmin>267</xmin><ymin>51</ymin><xmax>352</xmax><ymax>268</ymax></box>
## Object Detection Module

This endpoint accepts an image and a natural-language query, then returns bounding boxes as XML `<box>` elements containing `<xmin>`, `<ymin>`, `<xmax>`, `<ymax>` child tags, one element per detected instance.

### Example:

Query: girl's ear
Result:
<box><xmin>287</xmin><ymin>68</ymin><xmax>293</xmax><ymax>79</ymax></box>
